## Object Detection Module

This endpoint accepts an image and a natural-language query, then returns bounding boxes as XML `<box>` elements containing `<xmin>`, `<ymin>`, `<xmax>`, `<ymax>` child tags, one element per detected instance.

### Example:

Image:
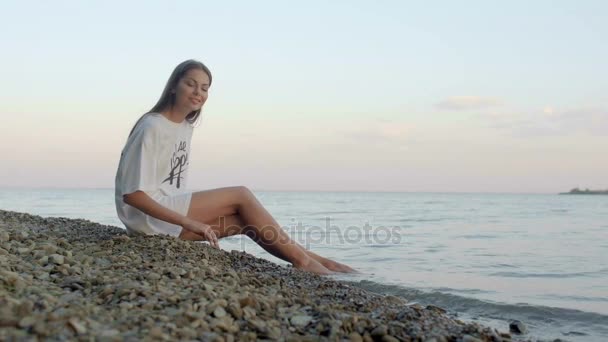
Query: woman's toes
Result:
<box><xmin>322</xmin><ymin>259</ymin><xmax>356</xmax><ymax>273</ymax></box>
<box><xmin>294</xmin><ymin>258</ymin><xmax>333</xmax><ymax>275</ymax></box>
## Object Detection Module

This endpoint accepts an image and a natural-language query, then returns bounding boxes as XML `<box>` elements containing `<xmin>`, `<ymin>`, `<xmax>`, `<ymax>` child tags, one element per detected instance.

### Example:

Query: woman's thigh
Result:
<box><xmin>186</xmin><ymin>186</ymin><xmax>250</xmax><ymax>224</ymax></box>
<box><xmin>179</xmin><ymin>213</ymin><xmax>245</xmax><ymax>240</ymax></box>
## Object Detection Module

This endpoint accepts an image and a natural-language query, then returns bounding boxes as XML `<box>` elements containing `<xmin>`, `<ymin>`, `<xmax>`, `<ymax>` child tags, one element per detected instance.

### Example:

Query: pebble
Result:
<box><xmin>509</xmin><ymin>320</ymin><xmax>527</xmax><ymax>334</ymax></box>
<box><xmin>382</xmin><ymin>336</ymin><xmax>399</xmax><ymax>342</ymax></box>
<box><xmin>17</xmin><ymin>316</ymin><xmax>36</xmax><ymax>328</ymax></box>
<box><xmin>37</xmin><ymin>256</ymin><xmax>48</xmax><ymax>265</ymax></box>
<box><xmin>49</xmin><ymin>253</ymin><xmax>65</xmax><ymax>265</ymax></box>
<box><xmin>371</xmin><ymin>324</ymin><xmax>388</xmax><ymax>337</ymax></box>
<box><xmin>290</xmin><ymin>315</ymin><xmax>313</xmax><ymax>327</ymax></box>
<box><xmin>100</xmin><ymin>329</ymin><xmax>120</xmax><ymax>337</ymax></box>
<box><xmin>68</xmin><ymin>318</ymin><xmax>87</xmax><ymax>334</ymax></box>
<box><xmin>147</xmin><ymin>272</ymin><xmax>161</xmax><ymax>281</ymax></box>
<box><xmin>226</xmin><ymin>302</ymin><xmax>243</xmax><ymax>319</ymax></box>
<box><xmin>348</xmin><ymin>332</ymin><xmax>364</xmax><ymax>342</ymax></box>
<box><xmin>248</xmin><ymin>318</ymin><xmax>266</xmax><ymax>331</ymax></box>
<box><xmin>213</xmin><ymin>306</ymin><xmax>227</xmax><ymax>318</ymax></box>
<box><xmin>426</xmin><ymin>305</ymin><xmax>447</xmax><ymax>314</ymax></box>
<box><xmin>462</xmin><ymin>335</ymin><xmax>483</xmax><ymax>342</ymax></box>
<box><xmin>0</xmin><ymin>209</ymin><xmax>510</xmax><ymax>341</ymax></box>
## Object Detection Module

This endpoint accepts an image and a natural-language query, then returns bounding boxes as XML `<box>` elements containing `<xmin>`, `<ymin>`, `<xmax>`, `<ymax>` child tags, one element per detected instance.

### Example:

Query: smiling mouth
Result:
<box><xmin>190</xmin><ymin>98</ymin><xmax>202</xmax><ymax>104</ymax></box>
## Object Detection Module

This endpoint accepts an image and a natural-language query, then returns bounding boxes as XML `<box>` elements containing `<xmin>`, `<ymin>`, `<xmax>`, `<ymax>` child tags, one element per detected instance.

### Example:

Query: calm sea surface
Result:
<box><xmin>1</xmin><ymin>188</ymin><xmax>606</xmax><ymax>341</ymax></box>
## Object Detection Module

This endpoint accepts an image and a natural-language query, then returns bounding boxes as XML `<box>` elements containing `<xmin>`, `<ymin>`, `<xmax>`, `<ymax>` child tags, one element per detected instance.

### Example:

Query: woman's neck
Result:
<box><xmin>160</xmin><ymin>107</ymin><xmax>189</xmax><ymax>123</ymax></box>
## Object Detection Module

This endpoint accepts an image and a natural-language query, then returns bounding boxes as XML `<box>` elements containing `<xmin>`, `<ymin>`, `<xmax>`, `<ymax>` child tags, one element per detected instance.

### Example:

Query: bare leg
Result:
<box><xmin>183</xmin><ymin>186</ymin><xmax>335</xmax><ymax>275</ymax></box>
<box><xmin>180</xmin><ymin>213</ymin><xmax>356</xmax><ymax>273</ymax></box>
<box><xmin>305</xmin><ymin>249</ymin><xmax>357</xmax><ymax>273</ymax></box>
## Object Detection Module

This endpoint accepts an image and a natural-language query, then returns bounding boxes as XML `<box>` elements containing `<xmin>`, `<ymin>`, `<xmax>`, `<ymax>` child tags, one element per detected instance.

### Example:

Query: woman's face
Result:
<box><xmin>174</xmin><ymin>68</ymin><xmax>210</xmax><ymax>111</ymax></box>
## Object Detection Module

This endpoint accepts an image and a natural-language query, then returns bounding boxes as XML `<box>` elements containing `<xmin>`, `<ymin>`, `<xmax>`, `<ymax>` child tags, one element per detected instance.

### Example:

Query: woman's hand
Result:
<box><xmin>181</xmin><ymin>218</ymin><xmax>219</xmax><ymax>248</ymax></box>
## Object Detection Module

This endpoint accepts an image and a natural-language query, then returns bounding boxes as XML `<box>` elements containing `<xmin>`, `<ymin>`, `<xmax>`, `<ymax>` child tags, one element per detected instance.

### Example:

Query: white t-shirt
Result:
<box><xmin>114</xmin><ymin>112</ymin><xmax>194</xmax><ymax>237</ymax></box>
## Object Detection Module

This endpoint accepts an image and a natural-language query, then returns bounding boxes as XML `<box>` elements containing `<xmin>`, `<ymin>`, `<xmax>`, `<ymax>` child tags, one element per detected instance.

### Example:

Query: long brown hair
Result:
<box><xmin>128</xmin><ymin>59</ymin><xmax>212</xmax><ymax>137</ymax></box>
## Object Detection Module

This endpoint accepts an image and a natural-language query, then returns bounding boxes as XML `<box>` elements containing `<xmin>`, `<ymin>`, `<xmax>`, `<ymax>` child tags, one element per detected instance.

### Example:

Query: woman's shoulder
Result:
<box><xmin>140</xmin><ymin>112</ymin><xmax>164</xmax><ymax>125</ymax></box>
<box><xmin>129</xmin><ymin>113</ymin><xmax>165</xmax><ymax>138</ymax></box>
<box><xmin>138</xmin><ymin>113</ymin><xmax>167</xmax><ymax>129</ymax></box>
<box><xmin>141</xmin><ymin>112</ymin><xmax>189</xmax><ymax>129</ymax></box>
<box><xmin>132</xmin><ymin>113</ymin><xmax>192</xmax><ymax>138</ymax></box>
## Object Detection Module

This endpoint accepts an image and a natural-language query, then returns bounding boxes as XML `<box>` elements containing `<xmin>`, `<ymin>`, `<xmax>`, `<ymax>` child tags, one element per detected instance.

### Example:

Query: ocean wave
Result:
<box><xmin>432</xmin><ymin>286</ymin><xmax>496</xmax><ymax>295</ymax></box>
<box><xmin>491</xmin><ymin>263</ymin><xmax>519</xmax><ymax>268</ymax></box>
<box><xmin>398</xmin><ymin>218</ymin><xmax>447</xmax><ymax>222</ymax></box>
<box><xmin>457</xmin><ymin>234</ymin><xmax>500</xmax><ymax>239</ymax></box>
<box><xmin>311</xmin><ymin>211</ymin><xmax>356</xmax><ymax>215</ymax></box>
<box><xmin>489</xmin><ymin>270</ymin><xmax>605</xmax><ymax>278</ymax></box>
<box><xmin>536</xmin><ymin>294</ymin><xmax>608</xmax><ymax>303</ymax></box>
<box><xmin>348</xmin><ymin>280</ymin><xmax>608</xmax><ymax>340</ymax></box>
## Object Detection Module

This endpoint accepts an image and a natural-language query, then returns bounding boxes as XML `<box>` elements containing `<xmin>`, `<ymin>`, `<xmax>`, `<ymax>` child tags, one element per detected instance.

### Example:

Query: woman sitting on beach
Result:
<box><xmin>114</xmin><ymin>59</ymin><xmax>354</xmax><ymax>275</ymax></box>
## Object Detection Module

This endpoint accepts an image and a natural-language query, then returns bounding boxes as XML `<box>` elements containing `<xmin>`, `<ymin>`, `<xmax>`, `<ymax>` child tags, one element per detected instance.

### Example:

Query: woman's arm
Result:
<box><xmin>123</xmin><ymin>191</ymin><xmax>218</xmax><ymax>247</ymax></box>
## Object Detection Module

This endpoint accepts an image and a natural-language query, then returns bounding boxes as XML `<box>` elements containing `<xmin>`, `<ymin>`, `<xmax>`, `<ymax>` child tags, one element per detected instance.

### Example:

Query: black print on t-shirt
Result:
<box><xmin>162</xmin><ymin>141</ymin><xmax>188</xmax><ymax>189</ymax></box>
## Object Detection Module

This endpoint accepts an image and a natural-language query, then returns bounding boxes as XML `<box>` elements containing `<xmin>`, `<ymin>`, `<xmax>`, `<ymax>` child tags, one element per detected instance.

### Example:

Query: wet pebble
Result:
<box><xmin>509</xmin><ymin>320</ymin><xmax>527</xmax><ymax>334</ymax></box>
<box><xmin>0</xmin><ymin>209</ymin><xmax>508</xmax><ymax>341</ymax></box>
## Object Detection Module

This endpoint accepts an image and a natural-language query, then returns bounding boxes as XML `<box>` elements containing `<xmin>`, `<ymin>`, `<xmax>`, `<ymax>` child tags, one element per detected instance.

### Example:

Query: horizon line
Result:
<box><xmin>0</xmin><ymin>185</ymin><xmax>566</xmax><ymax>195</ymax></box>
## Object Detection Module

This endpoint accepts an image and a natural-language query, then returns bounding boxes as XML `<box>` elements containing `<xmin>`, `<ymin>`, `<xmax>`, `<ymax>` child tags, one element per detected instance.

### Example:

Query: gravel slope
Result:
<box><xmin>0</xmin><ymin>209</ymin><xmax>520</xmax><ymax>341</ymax></box>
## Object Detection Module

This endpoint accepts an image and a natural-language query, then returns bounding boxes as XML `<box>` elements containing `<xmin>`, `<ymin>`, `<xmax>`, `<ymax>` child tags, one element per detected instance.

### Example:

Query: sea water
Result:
<box><xmin>1</xmin><ymin>188</ymin><xmax>606</xmax><ymax>341</ymax></box>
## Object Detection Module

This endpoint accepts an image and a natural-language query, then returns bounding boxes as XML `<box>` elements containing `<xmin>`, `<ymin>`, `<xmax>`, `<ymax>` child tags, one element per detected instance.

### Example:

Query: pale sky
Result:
<box><xmin>1</xmin><ymin>0</ymin><xmax>607</xmax><ymax>193</ymax></box>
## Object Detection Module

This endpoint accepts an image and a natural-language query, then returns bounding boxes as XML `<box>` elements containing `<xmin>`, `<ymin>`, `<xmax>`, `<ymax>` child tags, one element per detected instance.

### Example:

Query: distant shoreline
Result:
<box><xmin>559</xmin><ymin>188</ymin><xmax>608</xmax><ymax>195</ymax></box>
<box><xmin>0</xmin><ymin>186</ymin><xmax>578</xmax><ymax>195</ymax></box>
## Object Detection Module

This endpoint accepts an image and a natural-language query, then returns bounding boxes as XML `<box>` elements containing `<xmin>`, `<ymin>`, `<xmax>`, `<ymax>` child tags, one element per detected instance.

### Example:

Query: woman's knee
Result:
<box><xmin>234</xmin><ymin>185</ymin><xmax>253</xmax><ymax>196</ymax></box>
<box><xmin>234</xmin><ymin>186</ymin><xmax>256</xmax><ymax>204</ymax></box>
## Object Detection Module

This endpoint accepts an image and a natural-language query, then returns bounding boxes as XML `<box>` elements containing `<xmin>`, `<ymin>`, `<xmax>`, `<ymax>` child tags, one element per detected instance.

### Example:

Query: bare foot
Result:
<box><xmin>304</xmin><ymin>250</ymin><xmax>356</xmax><ymax>273</ymax></box>
<box><xmin>320</xmin><ymin>259</ymin><xmax>357</xmax><ymax>273</ymax></box>
<box><xmin>293</xmin><ymin>258</ymin><xmax>333</xmax><ymax>275</ymax></box>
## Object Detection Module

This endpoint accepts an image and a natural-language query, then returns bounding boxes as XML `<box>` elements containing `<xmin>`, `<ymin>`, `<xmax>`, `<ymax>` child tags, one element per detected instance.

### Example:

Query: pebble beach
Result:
<box><xmin>0</xmin><ymin>209</ymin><xmax>525</xmax><ymax>341</ymax></box>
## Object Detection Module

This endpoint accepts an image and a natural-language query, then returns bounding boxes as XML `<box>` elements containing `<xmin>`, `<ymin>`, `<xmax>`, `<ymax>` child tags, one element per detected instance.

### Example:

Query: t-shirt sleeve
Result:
<box><xmin>119</xmin><ymin>123</ymin><xmax>159</xmax><ymax>196</ymax></box>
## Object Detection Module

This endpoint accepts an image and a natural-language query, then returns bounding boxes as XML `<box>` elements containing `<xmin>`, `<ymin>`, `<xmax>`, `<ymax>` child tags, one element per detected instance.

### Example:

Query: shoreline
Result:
<box><xmin>0</xmin><ymin>209</ymin><xmax>521</xmax><ymax>341</ymax></box>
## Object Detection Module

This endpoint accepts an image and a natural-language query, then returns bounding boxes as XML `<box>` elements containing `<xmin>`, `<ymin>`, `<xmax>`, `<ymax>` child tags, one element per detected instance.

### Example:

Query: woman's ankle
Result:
<box><xmin>292</xmin><ymin>256</ymin><xmax>332</xmax><ymax>274</ymax></box>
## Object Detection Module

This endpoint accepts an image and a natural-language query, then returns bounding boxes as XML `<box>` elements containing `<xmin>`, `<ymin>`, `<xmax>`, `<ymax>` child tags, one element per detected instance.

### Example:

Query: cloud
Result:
<box><xmin>436</xmin><ymin>96</ymin><xmax>502</xmax><ymax>111</ymax></box>
<box><xmin>485</xmin><ymin>107</ymin><xmax>608</xmax><ymax>138</ymax></box>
